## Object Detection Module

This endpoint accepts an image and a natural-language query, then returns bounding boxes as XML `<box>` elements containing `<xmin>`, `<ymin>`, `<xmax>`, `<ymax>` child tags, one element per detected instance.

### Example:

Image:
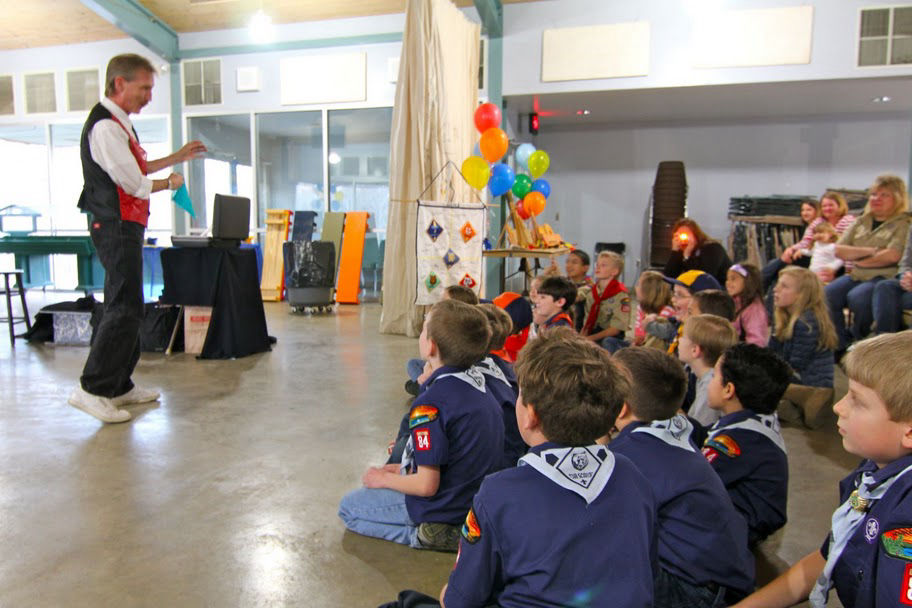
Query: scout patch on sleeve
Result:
<box><xmin>901</xmin><ymin>564</ymin><xmax>912</xmax><ymax>605</ymax></box>
<box><xmin>409</xmin><ymin>405</ymin><xmax>439</xmax><ymax>429</ymax></box>
<box><xmin>461</xmin><ymin>507</ymin><xmax>481</xmax><ymax>544</ymax></box>
<box><xmin>883</xmin><ymin>527</ymin><xmax>912</xmax><ymax>562</ymax></box>
<box><xmin>414</xmin><ymin>429</ymin><xmax>431</xmax><ymax>451</ymax></box>
<box><xmin>705</xmin><ymin>434</ymin><xmax>741</xmax><ymax>458</ymax></box>
<box><xmin>620</xmin><ymin>296</ymin><xmax>631</xmax><ymax>313</ymax></box>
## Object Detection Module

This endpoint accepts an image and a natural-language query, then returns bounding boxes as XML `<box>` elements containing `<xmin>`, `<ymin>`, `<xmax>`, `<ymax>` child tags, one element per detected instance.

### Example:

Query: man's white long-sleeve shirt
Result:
<box><xmin>88</xmin><ymin>97</ymin><xmax>153</xmax><ymax>200</ymax></box>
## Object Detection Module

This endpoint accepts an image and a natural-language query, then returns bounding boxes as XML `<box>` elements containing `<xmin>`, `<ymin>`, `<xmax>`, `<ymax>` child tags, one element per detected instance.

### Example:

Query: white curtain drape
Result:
<box><xmin>379</xmin><ymin>0</ymin><xmax>481</xmax><ymax>336</ymax></box>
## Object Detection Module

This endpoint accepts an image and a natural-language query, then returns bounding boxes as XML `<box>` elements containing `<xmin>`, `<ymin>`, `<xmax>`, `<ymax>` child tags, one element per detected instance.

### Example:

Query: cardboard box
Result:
<box><xmin>184</xmin><ymin>306</ymin><xmax>212</xmax><ymax>355</ymax></box>
<box><xmin>52</xmin><ymin>311</ymin><xmax>93</xmax><ymax>345</ymax></box>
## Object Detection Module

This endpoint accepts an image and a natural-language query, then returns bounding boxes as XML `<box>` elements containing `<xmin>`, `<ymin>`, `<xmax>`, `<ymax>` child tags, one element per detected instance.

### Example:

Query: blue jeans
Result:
<box><xmin>872</xmin><ymin>278</ymin><xmax>912</xmax><ymax>333</ymax></box>
<box><xmin>600</xmin><ymin>336</ymin><xmax>629</xmax><ymax>354</ymax></box>
<box><xmin>825</xmin><ymin>275</ymin><xmax>884</xmax><ymax>350</ymax></box>
<box><xmin>654</xmin><ymin>568</ymin><xmax>729</xmax><ymax>608</ymax></box>
<box><xmin>338</xmin><ymin>487</ymin><xmax>420</xmax><ymax>547</ymax></box>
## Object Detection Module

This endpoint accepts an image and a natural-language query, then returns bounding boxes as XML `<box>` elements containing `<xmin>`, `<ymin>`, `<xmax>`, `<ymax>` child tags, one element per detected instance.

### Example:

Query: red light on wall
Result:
<box><xmin>529</xmin><ymin>112</ymin><xmax>539</xmax><ymax>135</ymax></box>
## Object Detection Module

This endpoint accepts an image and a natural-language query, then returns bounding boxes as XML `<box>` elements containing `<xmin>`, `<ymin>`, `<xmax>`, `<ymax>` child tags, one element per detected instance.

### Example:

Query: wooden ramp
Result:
<box><xmin>321</xmin><ymin>212</ymin><xmax>346</xmax><ymax>278</ymax></box>
<box><xmin>335</xmin><ymin>211</ymin><xmax>369</xmax><ymax>304</ymax></box>
<box><xmin>260</xmin><ymin>209</ymin><xmax>291</xmax><ymax>301</ymax></box>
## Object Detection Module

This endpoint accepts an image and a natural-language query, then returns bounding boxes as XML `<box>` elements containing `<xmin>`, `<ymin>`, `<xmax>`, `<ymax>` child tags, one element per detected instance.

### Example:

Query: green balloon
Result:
<box><xmin>512</xmin><ymin>174</ymin><xmax>532</xmax><ymax>199</ymax></box>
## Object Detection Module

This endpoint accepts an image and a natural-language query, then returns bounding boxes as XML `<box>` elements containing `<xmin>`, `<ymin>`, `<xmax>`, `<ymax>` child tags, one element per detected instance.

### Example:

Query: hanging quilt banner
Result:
<box><xmin>415</xmin><ymin>200</ymin><xmax>486</xmax><ymax>305</ymax></box>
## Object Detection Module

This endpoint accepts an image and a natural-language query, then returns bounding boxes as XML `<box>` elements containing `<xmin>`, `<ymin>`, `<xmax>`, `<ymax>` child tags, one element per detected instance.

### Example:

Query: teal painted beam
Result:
<box><xmin>473</xmin><ymin>0</ymin><xmax>503</xmax><ymax>38</ymax></box>
<box><xmin>80</xmin><ymin>0</ymin><xmax>179</xmax><ymax>61</ymax></box>
<box><xmin>169</xmin><ymin>60</ymin><xmax>186</xmax><ymax>235</ymax></box>
<box><xmin>485</xmin><ymin>35</ymin><xmax>505</xmax><ymax>298</ymax></box>
<box><xmin>180</xmin><ymin>32</ymin><xmax>403</xmax><ymax>59</ymax></box>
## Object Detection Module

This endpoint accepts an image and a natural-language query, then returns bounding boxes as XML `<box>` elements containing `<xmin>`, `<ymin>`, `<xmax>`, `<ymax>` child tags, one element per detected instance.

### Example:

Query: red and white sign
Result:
<box><xmin>415</xmin><ymin>429</ymin><xmax>431</xmax><ymax>451</ymax></box>
<box><xmin>901</xmin><ymin>564</ymin><xmax>912</xmax><ymax>605</ymax></box>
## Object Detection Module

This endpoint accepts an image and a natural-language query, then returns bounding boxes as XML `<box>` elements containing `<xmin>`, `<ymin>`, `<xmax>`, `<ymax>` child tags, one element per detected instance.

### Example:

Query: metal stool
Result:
<box><xmin>0</xmin><ymin>269</ymin><xmax>31</xmax><ymax>345</ymax></box>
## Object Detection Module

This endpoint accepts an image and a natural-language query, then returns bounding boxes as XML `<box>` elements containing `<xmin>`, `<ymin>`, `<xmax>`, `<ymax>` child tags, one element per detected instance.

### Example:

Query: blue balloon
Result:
<box><xmin>488</xmin><ymin>163</ymin><xmax>516</xmax><ymax>197</ymax></box>
<box><xmin>515</xmin><ymin>143</ymin><xmax>536</xmax><ymax>171</ymax></box>
<box><xmin>531</xmin><ymin>178</ymin><xmax>551</xmax><ymax>199</ymax></box>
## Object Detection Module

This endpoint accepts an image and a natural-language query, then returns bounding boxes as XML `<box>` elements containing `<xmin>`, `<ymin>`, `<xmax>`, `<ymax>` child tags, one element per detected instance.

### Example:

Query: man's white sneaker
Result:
<box><xmin>68</xmin><ymin>387</ymin><xmax>131</xmax><ymax>423</ymax></box>
<box><xmin>111</xmin><ymin>386</ymin><xmax>161</xmax><ymax>407</ymax></box>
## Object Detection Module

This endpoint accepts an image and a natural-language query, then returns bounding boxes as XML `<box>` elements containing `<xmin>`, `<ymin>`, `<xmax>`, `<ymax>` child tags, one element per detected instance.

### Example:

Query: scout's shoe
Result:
<box><xmin>404</xmin><ymin>380</ymin><xmax>420</xmax><ymax>397</ymax></box>
<box><xmin>111</xmin><ymin>386</ymin><xmax>161</xmax><ymax>407</ymax></box>
<box><xmin>416</xmin><ymin>522</ymin><xmax>461</xmax><ymax>553</ymax></box>
<box><xmin>68</xmin><ymin>387</ymin><xmax>131</xmax><ymax>423</ymax></box>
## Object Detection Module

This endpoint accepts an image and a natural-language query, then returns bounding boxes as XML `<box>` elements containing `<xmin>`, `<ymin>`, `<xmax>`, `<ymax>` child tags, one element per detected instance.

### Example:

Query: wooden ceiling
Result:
<box><xmin>0</xmin><ymin>0</ymin><xmax>537</xmax><ymax>51</ymax></box>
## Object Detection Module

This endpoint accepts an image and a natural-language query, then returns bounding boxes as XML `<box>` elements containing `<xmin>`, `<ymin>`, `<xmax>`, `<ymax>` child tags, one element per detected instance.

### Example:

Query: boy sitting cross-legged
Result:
<box><xmin>733</xmin><ymin>331</ymin><xmax>912</xmax><ymax>608</ymax></box>
<box><xmin>338</xmin><ymin>299</ymin><xmax>504</xmax><ymax>552</ymax></box>
<box><xmin>703</xmin><ymin>343</ymin><xmax>792</xmax><ymax>547</ymax></box>
<box><xmin>611</xmin><ymin>347</ymin><xmax>754</xmax><ymax>608</ymax></box>
<box><xmin>439</xmin><ymin>328</ymin><xmax>657</xmax><ymax>608</ymax></box>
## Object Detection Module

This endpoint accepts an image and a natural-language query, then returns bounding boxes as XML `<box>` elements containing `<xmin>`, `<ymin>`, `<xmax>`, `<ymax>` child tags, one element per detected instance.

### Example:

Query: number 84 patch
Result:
<box><xmin>414</xmin><ymin>429</ymin><xmax>431</xmax><ymax>451</ymax></box>
<box><xmin>902</xmin><ymin>564</ymin><xmax>912</xmax><ymax>606</ymax></box>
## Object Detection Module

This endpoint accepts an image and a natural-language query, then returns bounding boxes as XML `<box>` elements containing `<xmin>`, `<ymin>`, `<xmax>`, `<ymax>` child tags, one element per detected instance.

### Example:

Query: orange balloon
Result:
<box><xmin>524</xmin><ymin>191</ymin><xmax>546</xmax><ymax>216</ymax></box>
<box><xmin>479</xmin><ymin>127</ymin><xmax>508</xmax><ymax>163</ymax></box>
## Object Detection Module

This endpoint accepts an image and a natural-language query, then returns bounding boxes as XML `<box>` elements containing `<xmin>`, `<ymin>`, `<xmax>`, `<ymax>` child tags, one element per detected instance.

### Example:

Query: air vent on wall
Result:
<box><xmin>67</xmin><ymin>69</ymin><xmax>100</xmax><ymax>112</ymax></box>
<box><xmin>25</xmin><ymin>73</ymin><xmax>56</xmax><ymax>114</ymax></box>
<box><xmin>0</xmin><ymin>76</ymin><xmax>13</xmax><ymax>115</ymax></box>
<box><xmin>184</xmin><ymin>59</ymin><xmax>222</xmax><ymax>106</ymax></box>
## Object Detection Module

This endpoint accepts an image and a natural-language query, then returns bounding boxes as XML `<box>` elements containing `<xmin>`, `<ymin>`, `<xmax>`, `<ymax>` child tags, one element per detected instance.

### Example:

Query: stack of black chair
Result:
<box><xmin>650</xmin><ymin>161</ymin><xmax>687</xmax><ymax>267</ymax></box>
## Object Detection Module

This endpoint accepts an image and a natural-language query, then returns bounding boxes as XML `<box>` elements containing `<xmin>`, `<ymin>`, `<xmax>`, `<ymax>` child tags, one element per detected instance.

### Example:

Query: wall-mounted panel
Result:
<box><xmin>280</xmin><ymin>52</ymin><xmax>367</xmax><ymax>105</ymax></box>
<box><xmin>692</xmin><ymin>6</ymin><xmax>813</xmax><ymax>69</ymax></box>
<box><xmin>541</xmin><ymin>22</ymin><xmax>650</xmax><ymax>82</ymax></box>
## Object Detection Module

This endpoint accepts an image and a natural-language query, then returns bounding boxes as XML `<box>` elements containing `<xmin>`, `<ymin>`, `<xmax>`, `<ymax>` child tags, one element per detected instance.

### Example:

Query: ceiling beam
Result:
<box><xmin>180</xmin><ymin>32</ymin><xmax>403</xmax><ymax>60</ymax></box>
<box><xmin>473</xmin><ymin>0</ymin><xmax>503</xmax><ymax>38</ymax></box>
<box><xmin>80</xmin><ymin>0</ymin><xmax>179</xmax><ymax>61</ymax></box>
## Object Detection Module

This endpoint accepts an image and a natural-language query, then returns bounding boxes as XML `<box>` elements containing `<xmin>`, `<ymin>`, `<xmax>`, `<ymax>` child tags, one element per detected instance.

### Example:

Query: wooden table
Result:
<box><xmin>483</xmin><ymin>247</ymin><xmax>571</xmax><ymax>293</ymax></box>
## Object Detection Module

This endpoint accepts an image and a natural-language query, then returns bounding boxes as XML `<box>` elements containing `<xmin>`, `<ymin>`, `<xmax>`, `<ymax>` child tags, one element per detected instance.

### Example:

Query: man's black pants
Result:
<box><xmin>80</xmin><ymin>219</ymin><xmax>145</xmax><ymax>398</ymax></box>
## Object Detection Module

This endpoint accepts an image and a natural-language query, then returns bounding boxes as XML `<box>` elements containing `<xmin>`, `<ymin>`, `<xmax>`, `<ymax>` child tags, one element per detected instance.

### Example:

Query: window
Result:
<box><xmin>859</xmin><ymin>6</ymin><xmax>912</xmax><ymax>66</ymax></box>
<box><xmin>186</xmin><ymin>114</ymin><xmax>253</xmax><ymax>231</ymax></box>
<box><xmin>184</xmin><ymin>59</ymin><xmax>222</xmax><ymax>105</ymax></box>
<box><xmin>327</xmin><ymin>107</ymin><xmax>393</xmax><ymax>241</ymax></box>
<box><xmin>256</xmin><ymin>111</ymin><xmax>324</xmax><ymax>232</ymax></box>
<box><xmin>0</xmin><ymin>76</ymin><xmax>13</xmax><ymax>115</ymax></box>
<box><xmin>66</xmin><ymin>69</ymin><xmax>100</xmax><ymax>112</ymax></box>
<box><xmin>25</xmin><ymin>73</ymin><xmax>56</xmax><ymax>113</ymax></box>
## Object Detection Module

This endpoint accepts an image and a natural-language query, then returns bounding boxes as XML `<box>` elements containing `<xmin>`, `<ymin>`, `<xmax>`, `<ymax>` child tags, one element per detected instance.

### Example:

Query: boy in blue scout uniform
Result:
<box><xmin>439</xmin><ymin>328</ymin><xmax>657</xmax><ymax>608</ymax></box>
<box><xmin>475</xmin><ymin>304</ymin><xmax>524</xmax><ymax>469</ymax></box>
<box><xmin>702</xmin><ymin>343</ymin><xmax>792</xmax><ymax>547</ymax></box>
<box><xmin>338</xmin><ymin>300</ymin><xmax>504</xmax><ymax>552</ymax></box>
<box><xmin>531</xmin><ymin>276</ymin><xmax>577</xmax><ymax>330</ymax></box>
<box><xmin>732</xmin><ymin>331</ymin><xmax>912</xmax><ymax>608</ymax></box>
<box><xmin>611</xmin><ymin>347</ymin><xmax>754</xmax><ymax>607</ymax></box>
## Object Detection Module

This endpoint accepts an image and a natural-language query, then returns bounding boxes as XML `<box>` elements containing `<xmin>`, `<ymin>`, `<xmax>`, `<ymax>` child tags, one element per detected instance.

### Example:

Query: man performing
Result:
<box><xmin>69</xmin><ymin>53</ymin><xmax>206</xmax><ymax>423</ymax></box>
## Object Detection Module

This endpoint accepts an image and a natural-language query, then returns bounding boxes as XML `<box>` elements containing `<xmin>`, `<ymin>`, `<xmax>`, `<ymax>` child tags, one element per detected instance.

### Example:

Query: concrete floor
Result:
<box><xmin>0</xmin><ymin>294</ymin><xmax>856</xmax><ymax>607</ymax></box>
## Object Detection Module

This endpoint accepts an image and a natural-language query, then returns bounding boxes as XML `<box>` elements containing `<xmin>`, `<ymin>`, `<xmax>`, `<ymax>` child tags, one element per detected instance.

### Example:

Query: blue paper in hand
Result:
<box><xmin>171</xmin><ymin>184</ymin><xmax>196</xmax><ymax>218</ymax></box>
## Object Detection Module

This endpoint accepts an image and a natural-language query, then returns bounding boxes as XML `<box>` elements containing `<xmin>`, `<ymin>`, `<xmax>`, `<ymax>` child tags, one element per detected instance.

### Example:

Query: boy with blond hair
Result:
<box><xmin>440</xmin><ymin>329</ymin><xmax>657</xmax><ymax>607</ymax></box>
<box><xmin>339</xmin><ymin>300</ymin><xmax>504</xmax><ymax>552</ymax></box>
<box><xmin>579</xmin><ymin>250</ymin><xmax>632</xmax><ymax>353</ymax></box>
<box><xmin>733</xmin><ymin>331</ymin><xmax>912</xmax><ymax>607</ymax></box>
<box><xmin>612</xmin><ymin>347</ymin><xmax>754</xmax><ymax>607</ymax></box>
<box><xmin>678</xmin><ymin>314</ymin><xmax>738</xmax><ymax>427</ymax></box>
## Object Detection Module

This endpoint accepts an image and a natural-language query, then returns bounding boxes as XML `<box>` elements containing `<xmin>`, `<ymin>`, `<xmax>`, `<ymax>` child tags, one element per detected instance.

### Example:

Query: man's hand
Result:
<box><xmin>177</xmin><ymin>141</ymin><xmax>207</xmax><ymax>162</ymax></box>
<box><xmin>362</xmin><ymin>467</ymin><xmax>390</xmax><ymax>488</ymax></box>
<box><xmin>901</xmin><ymin>271</ymin><xmax>912</xmax><ymax>292</ymax></box>
<box><xmin>167</xmin><ymin>173</ymin><xmax>184</xmax><ymax>190</ymax></box>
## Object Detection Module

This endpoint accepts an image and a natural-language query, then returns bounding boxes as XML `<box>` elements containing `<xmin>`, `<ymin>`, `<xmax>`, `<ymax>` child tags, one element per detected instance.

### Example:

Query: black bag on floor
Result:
<box><xmin>140</xmin><ymin>303</ymin><xmax>182</xmax><ymax>352</ymax></box>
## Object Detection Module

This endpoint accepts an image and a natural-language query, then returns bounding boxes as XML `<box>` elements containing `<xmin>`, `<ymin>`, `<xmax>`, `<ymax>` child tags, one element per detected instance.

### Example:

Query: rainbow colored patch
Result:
<box><xmin>706</xmin><ymin>434</ymin><xmax>741</xmax><ymax>458</ymax></box>
<box><xmin>882</xmin><ymin>528</ymin><xmax>912</xmax><ymax>561</ymax></box>
<box><xmin>461</xmin><ymin>508</ymin><xmax>481</xmax><ymax>544</ymax></box>
<box><xmin>409</xmin><ymin>405</ymin><xmax>439</xmax><ymax>429</ymax></box>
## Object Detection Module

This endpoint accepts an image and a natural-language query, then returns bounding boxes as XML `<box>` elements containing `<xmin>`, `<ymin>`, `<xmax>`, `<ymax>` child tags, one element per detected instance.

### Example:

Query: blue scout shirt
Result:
<box><xmin>542</xmin><ymin>312</ymin><xmax>573</xmax><ymax>330</ymax></box>
<box><xmin>402</xmin><ymin>365</ymin><xmax>504</xmax><ymax>525</ymax></box>
<box><xmin>443</xmin><ymin>441</ymin><xmax>657</xmax><ymax>608</ymax></box>
<box><xmin>610</xmin><ymin>416</ymin><xmax>755</xmax><ymax>595</ymax></box>
<box><xmin>821</xmin><ymin>453</ymin><xmax>912</xmax><ymax>607</ymax></box>
<box><xmin>474</xmin><ymin>356</ymin><xmax>524</xmax><ymax>470</ymax></box>
<box><xmin>702</xmin><ymin>409</ymin><xmax>789</xmax><ymax>545</ymax></box>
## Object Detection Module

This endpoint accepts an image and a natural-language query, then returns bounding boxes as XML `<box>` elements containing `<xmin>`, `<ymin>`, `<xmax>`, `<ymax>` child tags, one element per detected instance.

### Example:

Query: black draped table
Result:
<box><xmin>160</xmin><ymin>247</ymin><xmax>271</xmax><ymax>359</ymax></box>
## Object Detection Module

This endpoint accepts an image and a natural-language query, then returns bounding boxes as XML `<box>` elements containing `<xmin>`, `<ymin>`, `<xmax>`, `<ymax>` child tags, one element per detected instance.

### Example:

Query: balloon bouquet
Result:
<box><xmin>460</xmin><ymin>103</ymin><xmax>559</xmax><ymax>249</ymax></box>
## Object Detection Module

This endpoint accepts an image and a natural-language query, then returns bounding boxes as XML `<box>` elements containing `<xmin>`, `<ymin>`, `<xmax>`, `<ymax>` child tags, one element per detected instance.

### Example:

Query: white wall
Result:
<box><xmin>503</xmin><ymin>0</ymin><xmax>912</xmax><ymax>96</ymax></box>
<box><xmin>533</xmin><ymin>115</ymin><xmax>911</xmax><ymax>279</ymax></box>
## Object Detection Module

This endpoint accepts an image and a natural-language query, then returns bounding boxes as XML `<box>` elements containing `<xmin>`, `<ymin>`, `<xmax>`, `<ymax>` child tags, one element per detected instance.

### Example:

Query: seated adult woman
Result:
<box><xmin>824</xmin><ymin>174</ymin><xmax>912</xmax><ymax>353</ymax></box>
<box><xmin>663</xmin><ymin>218</ymin><xmax>732</xmax><ymax>287</ymax></box>
<box><xmin>761</xmin><ymin>194</ymin><xmax>856</xmax><ymax>289</ymax></box>
<box><xmin>872</xmin><ymin>223</ymin><xmax>912</xmax><ymax>334</ymax></box>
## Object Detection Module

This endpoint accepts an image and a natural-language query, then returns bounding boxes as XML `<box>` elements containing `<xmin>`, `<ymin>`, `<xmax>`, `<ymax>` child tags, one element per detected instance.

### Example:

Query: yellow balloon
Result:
<box><xmin>461</xmin><ymin>155</ymin><xmax>491</xmax><ymax>190</ymax></box>
<box><xmin>528</xmin><ymin>150</ymin><xmax>550</xmax><ymax>179</ymax></box>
